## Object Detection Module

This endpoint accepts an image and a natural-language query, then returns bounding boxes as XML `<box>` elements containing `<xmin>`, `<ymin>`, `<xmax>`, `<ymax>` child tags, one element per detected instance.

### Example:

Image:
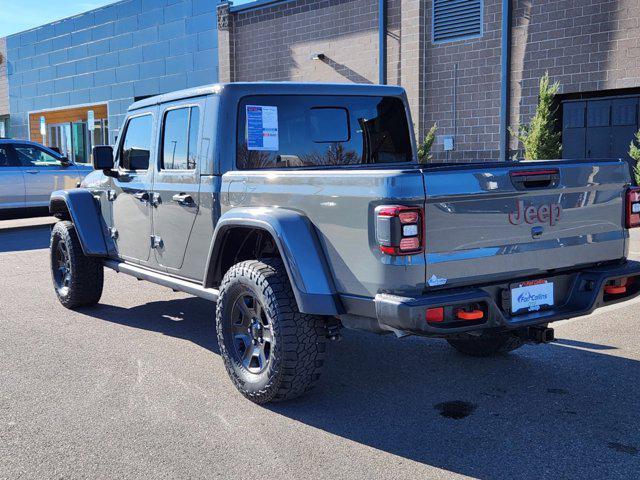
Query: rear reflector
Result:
<box><xmin>626</xmin><ymin>187</ymin><xmax>640</xmax><ymax>228</ymax></box>
<box><xmin>426</xmin><ymin>307</ymin><xmax>444</xmax><ymax>323</ymax></box>
<box><xmin>399</xmin><ymin>236</ymin><xmax>420</xmax><ymax>251</ymax></box>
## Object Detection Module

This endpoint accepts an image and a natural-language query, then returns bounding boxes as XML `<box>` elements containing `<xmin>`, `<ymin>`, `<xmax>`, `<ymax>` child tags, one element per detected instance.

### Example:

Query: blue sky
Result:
<box><xmin>0</xmin><ymin>0</ymin><xmax>116</xmax><ymax>37</ymax></box>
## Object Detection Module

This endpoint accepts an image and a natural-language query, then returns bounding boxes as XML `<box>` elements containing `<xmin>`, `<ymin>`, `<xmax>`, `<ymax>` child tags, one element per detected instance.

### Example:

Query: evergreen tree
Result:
<box><xmin>510</xmin><ymin>72</ymin><xmax>561</xmax><ymax>160</ymax></box>
<box><xmin>418</xmin><ymin>123</ymin><xmax>438</xmax><ymax>164</ymax></box>
<box><xmin>628</xmin><ymin>130</ymin><xmax>640</xmax><ymax>185</ymax></box>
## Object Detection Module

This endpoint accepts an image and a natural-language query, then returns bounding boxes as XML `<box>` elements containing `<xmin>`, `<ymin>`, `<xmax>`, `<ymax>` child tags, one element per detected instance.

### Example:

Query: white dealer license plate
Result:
<box><xmin>511</xmin><ymin>280</ymin><xmax>554</xmax><ymax>314</ymax></box>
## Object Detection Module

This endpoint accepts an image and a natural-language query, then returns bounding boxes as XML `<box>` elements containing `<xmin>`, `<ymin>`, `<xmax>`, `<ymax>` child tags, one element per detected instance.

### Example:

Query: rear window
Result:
<box><xmin>237</xmin><ymin>95</ymin><xmax>412</xmax><ymax>169</ymax></box>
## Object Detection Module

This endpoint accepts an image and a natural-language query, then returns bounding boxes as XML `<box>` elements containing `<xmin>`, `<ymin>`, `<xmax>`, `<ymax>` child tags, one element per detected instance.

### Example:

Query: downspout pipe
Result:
<box><xmin>499</xmin><ymin>0</ymin><xmax>512</xmax><ymax>161</ymax></box>
<box><xmin>379</xmin><ymin>0</ymin><xmax>386</xmax><ymax>85</ymax></box>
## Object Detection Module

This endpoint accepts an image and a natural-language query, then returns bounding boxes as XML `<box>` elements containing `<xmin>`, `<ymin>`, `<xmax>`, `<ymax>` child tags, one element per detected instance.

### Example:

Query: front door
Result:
<box><xmin>13</xmin><ymin>144</ymin><xmax>73</xmax><ymax>208</ymax></box>
<box><xmin>111</xmin><ymin>112</ymin><xmax>156</xmax><ymax>264</ymax></box>
<box><xmin>152</xmin><ymin>104</ymin><xmax>202</xmax><ymax>274</ymax></box>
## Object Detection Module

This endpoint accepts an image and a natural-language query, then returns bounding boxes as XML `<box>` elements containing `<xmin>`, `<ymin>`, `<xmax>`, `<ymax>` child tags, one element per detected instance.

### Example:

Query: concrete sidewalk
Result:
<box><xmin>0</xmin><ymin>216</ymin><xmax>57</xmax><ymax>231</ymax></box>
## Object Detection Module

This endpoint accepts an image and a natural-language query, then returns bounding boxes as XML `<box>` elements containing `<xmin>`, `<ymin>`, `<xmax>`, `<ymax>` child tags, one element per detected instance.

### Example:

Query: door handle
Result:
<box><xmin>133</xmin><ymin>191</ymin><xmax>150</xmax><ymax>203</ymax></box>
<box><xmin>172</xmin><ymin>193</ymin><xmax>194</xmax><ymax>206</ymax></box>
<box><xmin>25</xmin><ymin>170</ymin><xmax>39</xmax><ymax>174</ymax></box>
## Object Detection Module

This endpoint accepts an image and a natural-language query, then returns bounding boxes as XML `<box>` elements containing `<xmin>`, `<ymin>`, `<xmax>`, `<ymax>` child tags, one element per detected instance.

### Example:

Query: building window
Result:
<box><xmin>432</xmin><ymin>0</ymin><xmax>483</xmax><ymax>44</ymax></box>
<box><xmin>0</xmin><ymin>117</ymin><xmax>8</xmax><ymax>138</ymax></box>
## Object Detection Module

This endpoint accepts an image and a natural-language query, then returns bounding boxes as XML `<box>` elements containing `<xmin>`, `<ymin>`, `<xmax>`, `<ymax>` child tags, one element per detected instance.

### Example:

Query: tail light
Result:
<box><xmin>376</xmin><ymin>205</ymin><xmax>424</xmax><ymax>255</ymax></box>
<box><xmin>626</xmin><ymin>187</ymin><xmax>640</xmax><ymax>228</ymax></box>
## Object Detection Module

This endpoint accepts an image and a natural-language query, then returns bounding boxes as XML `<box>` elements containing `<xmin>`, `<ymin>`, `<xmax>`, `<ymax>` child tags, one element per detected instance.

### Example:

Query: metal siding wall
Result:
<box><xmin>5</xmin><ymin>0</ymin><xmax>220</xmax><ymax>144</ymax></box>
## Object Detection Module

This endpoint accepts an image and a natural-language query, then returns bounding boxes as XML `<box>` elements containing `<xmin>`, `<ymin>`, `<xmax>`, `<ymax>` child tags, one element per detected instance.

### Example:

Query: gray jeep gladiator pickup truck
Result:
<box><xmin>49</xmin><ymin>82</ymin><xmax>640</xmax><ymax>403</ymax></box>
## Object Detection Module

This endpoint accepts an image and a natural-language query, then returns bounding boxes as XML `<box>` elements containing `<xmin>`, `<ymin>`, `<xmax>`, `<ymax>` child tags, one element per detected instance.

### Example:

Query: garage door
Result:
<box><xmin>562</xmin><ymin>97</ymin><xmax>638</xmax><ymax>160</ymax></box>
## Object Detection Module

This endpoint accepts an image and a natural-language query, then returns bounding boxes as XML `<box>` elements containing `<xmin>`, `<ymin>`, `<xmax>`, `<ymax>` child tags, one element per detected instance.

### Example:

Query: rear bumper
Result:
<box><xmin>364</xmin><ymin>260</ymin><xmax>640</xmax><ymax>336</ymax></box>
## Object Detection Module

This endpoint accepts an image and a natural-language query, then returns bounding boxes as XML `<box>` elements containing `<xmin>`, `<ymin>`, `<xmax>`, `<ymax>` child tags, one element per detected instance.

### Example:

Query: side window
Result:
<box><xmin>14</xmin><ymin>146</ymin><xmax>62</xmax><ymax>167</ymax></box>
<box><xmin>309</xmin><ymin>108</ymin><xmax>350</xmax><ymax>143</ymax></box>
<box><xmin>0</xmin><ymin>147</ymin><xmax>16</xmax><ymax>167</ymax></box>
<box><xmin>120</xmin><ymin>115</ymin><xmax>153</xmax><ymax>171</ymax></box>
<box><xmin>161</xmin><ymin>106</ymin><xmax>200</xmax><ymax>170</ymax></box>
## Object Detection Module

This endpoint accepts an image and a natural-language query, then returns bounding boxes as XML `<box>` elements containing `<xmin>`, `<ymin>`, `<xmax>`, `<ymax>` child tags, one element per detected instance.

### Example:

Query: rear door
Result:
<box><xmin>422</xmin><ymin>160</ymin><xmax>630</xmax><ymax>289</ymax></box>
<box><xmin>151</xmin><ymin>101</ymin><xmax>203</xmax><ymax>274</ymax></box>
<box><xmin>0</xmin><ymin>145</ymin><xmax>25</xmax><ymax>210</ymax></box>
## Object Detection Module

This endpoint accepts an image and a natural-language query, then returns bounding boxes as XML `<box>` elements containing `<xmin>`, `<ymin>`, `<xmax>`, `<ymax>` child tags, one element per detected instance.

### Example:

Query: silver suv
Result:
<box><xmin>0</xmin><ymin>139</ymin><xmax>92</xmax><ymax>214</ymax></box>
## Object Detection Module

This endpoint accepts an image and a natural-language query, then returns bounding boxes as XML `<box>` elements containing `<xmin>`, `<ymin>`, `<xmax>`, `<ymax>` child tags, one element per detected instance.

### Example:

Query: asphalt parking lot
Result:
<box><xmin>1</xmin><ymin>221</ymin><xmax>640</xmax><ymax>479</ymax></box>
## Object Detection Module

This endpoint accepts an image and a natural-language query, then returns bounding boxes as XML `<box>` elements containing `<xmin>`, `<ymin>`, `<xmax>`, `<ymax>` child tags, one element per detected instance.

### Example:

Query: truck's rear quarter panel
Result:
<box><xmin>222</xmin><ymin>169</ymin><xmax>426</xmax><ymax>298</ymax></box>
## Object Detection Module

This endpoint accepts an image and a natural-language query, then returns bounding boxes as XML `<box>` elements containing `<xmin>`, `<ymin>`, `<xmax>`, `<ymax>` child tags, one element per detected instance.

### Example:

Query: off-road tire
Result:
<box><xmin>216</xmin><ymin>259</ymin><xmax>327</xmax><ymax>404</ymax></box>
<box><xmin>50</xmin><ymin>221</ymin><xmax>104</xmax><ymax>309</ymax></box>
<box><xmin>447</xmin><ymin>332</ymin><xmax>524</xmax><ymax>357</ymax></box>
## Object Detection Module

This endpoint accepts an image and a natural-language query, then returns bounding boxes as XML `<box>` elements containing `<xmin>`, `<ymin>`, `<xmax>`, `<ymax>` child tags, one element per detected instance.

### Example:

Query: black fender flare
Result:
<box><xmin>205</xmin><ymin>207</ymin><xmax>342</xmax><ymax>316</ymax></box>
<box><xmin>49</xmin><ymin>189</ymin><xmax>109</xmax><ymax>257</ymax></box>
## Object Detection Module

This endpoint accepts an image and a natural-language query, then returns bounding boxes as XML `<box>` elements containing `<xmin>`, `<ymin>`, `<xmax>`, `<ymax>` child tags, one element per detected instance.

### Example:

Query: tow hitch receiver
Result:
<box><xmin>519</xmin><ymin>326</ymin><xmax>555</xmax><ymax>344</ymax></box>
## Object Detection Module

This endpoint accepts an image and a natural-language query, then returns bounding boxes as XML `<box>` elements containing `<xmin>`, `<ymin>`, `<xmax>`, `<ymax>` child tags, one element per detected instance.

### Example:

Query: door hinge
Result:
<box><xmin>150</xmin><ymin>235</ymin><xmax>163</xmax><ymax>249</ymax></box>
<box><xmin>107</xmin><ymin>190</ymin><xmax>117</xmax><ymax>201</ymax></box>
<box><xmin>109</xmin><ymin>228</ymin><xmax>118</xmax><ymax>240</ymax></box>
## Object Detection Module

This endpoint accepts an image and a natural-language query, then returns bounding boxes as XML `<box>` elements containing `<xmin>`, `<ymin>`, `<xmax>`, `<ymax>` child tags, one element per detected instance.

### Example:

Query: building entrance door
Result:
<box><xmin>47</xmin><ymin>123</ymin><xmax>73</xmax><ymax>159</ymax></box>
<box><xmin>72</xmin><ymin>122</ymin><xmax>89</xmax><ymax>164</ymax></box>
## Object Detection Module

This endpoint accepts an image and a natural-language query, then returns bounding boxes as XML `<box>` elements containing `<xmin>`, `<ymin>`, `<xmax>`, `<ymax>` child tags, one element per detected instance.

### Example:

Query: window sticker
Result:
<box><xmin>246</xmin><ymin>105</ymin><xmax>279</xmax><ymax>151</ymax></box>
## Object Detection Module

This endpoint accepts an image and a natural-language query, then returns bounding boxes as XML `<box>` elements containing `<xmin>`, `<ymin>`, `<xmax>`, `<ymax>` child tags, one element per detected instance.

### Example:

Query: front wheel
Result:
<box><xmin>447</xmin><ymin>331</ymin><xmax>524</xmax><ymax>357</ymax></box>
<box><xmin>50</xmin><ymin>221</ymin><xmax>104</xmax><ymax>309</ymax></box>
<box><xmin>216</xmin><ymin>259</ymin><xmax>327</xmax><ymax>404</ymax></box>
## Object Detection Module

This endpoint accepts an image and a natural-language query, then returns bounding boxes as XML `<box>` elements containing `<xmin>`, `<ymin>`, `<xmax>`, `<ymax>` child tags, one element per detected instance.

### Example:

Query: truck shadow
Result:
<box><xmin>83</xmin><ymin>297</ymin><xmax>220</xmax><ymax>355</ymax></box>
<box><xmin>274</xmin><ymin>330</ymin><xmax>640</xmax><ymax>479</ymax></box>
<box><xmin>0</xmin><ymin>225</ymin><xmax>51</xmax><ymax>252</ymax></box>
<box><xmin>83</xmin><ymin>297</ymin><xmax>640</xmax><ymax>478</ymax></box>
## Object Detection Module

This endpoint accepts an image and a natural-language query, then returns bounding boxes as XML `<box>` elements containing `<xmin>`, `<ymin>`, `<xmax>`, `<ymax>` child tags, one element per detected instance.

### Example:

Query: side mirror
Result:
<box><xmin>92</xmin><ymin>145</ymin><xmax>117</xmax><ymax>177</ymax></box>
<box><xmin>59</xmin><ymin>156</ymin><xmax>71</xmax><ymax>167</ymax></box>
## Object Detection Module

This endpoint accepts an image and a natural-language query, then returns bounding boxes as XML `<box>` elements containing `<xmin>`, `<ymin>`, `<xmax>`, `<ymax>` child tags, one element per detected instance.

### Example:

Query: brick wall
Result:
<box><xmin>217</xmin><ymin>0</ymin><xmax>425</xmax><ymax>135</ymax></box>
<box><xmin>219</xmin><ymin>0</ymin><xmax>640</xmax><ymax>163</ymax></box>
<box><xmin>510</xmin><ymin>0</ymin><xmax>640</xmax><ymax>152</ymax></box>
<box><xmin>231</xmin><ymin>0</ymin><xmax>380</xmax><ymax>84</ymax></box>
<box><xmin>218</xmin><ymin>0</ymin><xmax>500</xmax><ymax>161</ymax></box>
<box><xmin>422</xmin><ymin>0</ymin><xmax>503</xmax><ymax>161</ymax></box>
<box><xmin>6</xmin><ymin>0</ymin><xmax>219</xmax><ymax>143</ymax></box>
<box><xmin>0</xmin><ymin>37</ymin><xmax>9</xmax><ymax>116</ymax></box>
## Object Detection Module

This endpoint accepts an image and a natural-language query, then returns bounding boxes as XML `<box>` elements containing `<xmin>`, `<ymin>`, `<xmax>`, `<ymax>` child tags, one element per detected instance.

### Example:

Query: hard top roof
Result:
<box><xmin>128</xmin><ymin>82</ymin><xmax>407</xmax><ymax>111</ymax></box>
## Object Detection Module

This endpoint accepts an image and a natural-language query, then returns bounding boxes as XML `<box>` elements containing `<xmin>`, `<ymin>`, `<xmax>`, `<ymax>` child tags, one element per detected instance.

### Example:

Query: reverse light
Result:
<box><xmin>376</xmin><ymin>205</ymin><xmax>424</xmax><ymax>255</ymax></box>
<box><xmin>626</xmin><ymin>187</ymin><xmax>640</xmax><ymax>228</ymax></box>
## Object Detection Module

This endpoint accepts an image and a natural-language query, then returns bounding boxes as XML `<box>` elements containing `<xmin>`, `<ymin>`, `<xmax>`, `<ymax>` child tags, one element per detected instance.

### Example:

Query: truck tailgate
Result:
<box><xmin>422</xmin><ymin>160</ymin><xmax>631</xmax><ymax>289</ymax></box>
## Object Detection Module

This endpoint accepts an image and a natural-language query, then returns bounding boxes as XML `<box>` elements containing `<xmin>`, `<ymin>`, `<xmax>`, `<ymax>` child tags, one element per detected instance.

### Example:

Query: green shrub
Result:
<box><xmin>629</xmin><ymin>130</ymin><xmax>640</xmax><ymax>185</ymax></box>
<box><xmin>418</xmin><ymin>123</ymin><xmax>437</xmax><ymax>164</ymax></box>
<box><xmin>510</xmin><ymin>72</ymin><xmax>561</xmax><ymax>160</ymax></box>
